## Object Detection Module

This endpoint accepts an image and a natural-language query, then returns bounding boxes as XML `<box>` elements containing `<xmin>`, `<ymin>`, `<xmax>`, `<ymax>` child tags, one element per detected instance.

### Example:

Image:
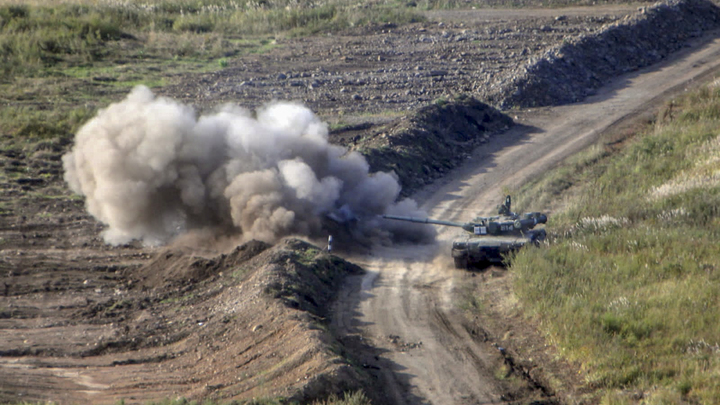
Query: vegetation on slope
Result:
<box><xmin>0</xmin><ymin>0</ymin><xmax>422</xmax><ymax>78</ymax></box>
<box><xmin>0</xmin><ymin>0</ymin><xmax>423</xmax><ymax>145</ymax></box>
<box><xmin>510</xmin><ymin>83</ymin><xmax>720</xmax><ymax>404</ymax></box>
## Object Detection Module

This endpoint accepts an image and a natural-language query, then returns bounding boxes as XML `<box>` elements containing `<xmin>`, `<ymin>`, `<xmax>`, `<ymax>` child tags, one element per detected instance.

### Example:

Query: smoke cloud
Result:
<box><xmin>63</xmin><ymin>85</ymin><xmax>434</xmax><ymax>246</ymax></box>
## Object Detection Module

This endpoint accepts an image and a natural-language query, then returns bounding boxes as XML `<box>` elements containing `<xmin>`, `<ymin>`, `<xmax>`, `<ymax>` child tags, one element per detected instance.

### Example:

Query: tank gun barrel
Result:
<box><xmin>383</xmin><ymin>210</ymin><xmax>547</xmax><ymax>235</ymax></box>
<box><xmin>382</xmin><ymin>214</ymin><xmax>465</xmax><ymax>228</ymax></box>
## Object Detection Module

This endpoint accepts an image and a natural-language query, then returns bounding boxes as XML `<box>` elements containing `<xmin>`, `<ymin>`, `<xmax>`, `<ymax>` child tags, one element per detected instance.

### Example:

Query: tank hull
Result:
<box><xmin>451</xmin><ymin>229</ymin><xmax>546</xmax><ymax>269</ymax></box>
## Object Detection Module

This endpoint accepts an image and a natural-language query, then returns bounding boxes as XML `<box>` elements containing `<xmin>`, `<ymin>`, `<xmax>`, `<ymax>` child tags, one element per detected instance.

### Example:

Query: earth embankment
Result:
<box><xmin>0</xmin><ymin>238</ymin><xmax>366</xmax><ymax>404</ymax></box>
<box><xmin>483</xmin><ymin>0</ymin><xmax>720</xmax><ymax>108</ymax></box>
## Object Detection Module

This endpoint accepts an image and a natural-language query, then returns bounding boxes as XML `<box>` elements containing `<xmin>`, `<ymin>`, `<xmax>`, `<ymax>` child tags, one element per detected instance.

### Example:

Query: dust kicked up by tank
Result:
<box><xmin>62</xmin><ymin>85</ymin><xmax>433</xmax><ymax>247</ymax></box>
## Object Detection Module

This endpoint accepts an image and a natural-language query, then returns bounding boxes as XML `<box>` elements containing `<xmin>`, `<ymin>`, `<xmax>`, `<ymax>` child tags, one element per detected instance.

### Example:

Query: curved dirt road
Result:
<box><xmin>333</xmin><ymin>31</ymin><xmax>720</xmax><ymax>404</ymax></box>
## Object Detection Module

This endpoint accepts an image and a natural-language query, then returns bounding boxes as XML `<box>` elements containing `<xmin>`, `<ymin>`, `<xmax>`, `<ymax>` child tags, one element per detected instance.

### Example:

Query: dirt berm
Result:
<box><xmin>482</xmin><ymin>0</ymin><xmax>720</xmax><ymax>108</ymax></box>
<box><xmin>121</xmin><ymin>239</ymin><xmax>370</xmax><ymax>403</ymax></box>
<box><xmin>0</xmin><ymin>238</ymin><xmax>371</xmax><ymax>404</ymax></box>
<box><xmin>342</xmin><ymin>96</ymin><xmax>513</xmax><ymax>195</ymax></box>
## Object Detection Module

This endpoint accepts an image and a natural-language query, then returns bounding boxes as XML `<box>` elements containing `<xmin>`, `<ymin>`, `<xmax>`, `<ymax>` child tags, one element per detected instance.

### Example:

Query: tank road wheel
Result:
<box><xmin>453</xmin><ymin>255</ymin><xmax>468</xmax><ymax>270</ymax></box>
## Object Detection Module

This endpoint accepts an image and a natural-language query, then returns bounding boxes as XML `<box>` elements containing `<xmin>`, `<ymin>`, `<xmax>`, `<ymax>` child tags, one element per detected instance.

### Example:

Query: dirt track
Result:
<box><xmin>332</xmin><ymin>30</ymin><xmax>720</xmax><ymax>404</ymax></box>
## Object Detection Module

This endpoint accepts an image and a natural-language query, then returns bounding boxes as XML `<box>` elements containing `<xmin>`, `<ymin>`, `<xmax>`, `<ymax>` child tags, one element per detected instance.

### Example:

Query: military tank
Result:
<box><xmin>383</xmin><ymin>196</ymin><xmax>547</xmax><ymax>269</ymax></box>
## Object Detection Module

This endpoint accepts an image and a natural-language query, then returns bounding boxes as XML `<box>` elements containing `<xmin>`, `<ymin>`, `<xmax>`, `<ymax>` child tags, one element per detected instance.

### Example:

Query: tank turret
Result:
<box><xmin>382</xmin><ymin>196</ymin><xmax>547</xmax><ymax>269</ymax></box>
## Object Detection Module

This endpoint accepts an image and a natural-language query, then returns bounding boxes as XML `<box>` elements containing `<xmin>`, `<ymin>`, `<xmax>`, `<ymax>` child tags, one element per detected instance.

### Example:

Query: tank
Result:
<box><xmin>383</xmin><ymin>196</ymin><xmax>547</xmax><ymax>269</ymax></box>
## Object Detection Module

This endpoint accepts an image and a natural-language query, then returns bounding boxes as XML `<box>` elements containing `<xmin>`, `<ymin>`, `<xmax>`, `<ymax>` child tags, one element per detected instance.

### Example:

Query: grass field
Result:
<box><xmin>509</xmin><ymin>83</ymin><xmax>720</xmax><ymax>404</ymax></box>
<box><xmin>0</xmin><ymin>0</ymin><xmax>425</xmax><ymax>146</ymax></box>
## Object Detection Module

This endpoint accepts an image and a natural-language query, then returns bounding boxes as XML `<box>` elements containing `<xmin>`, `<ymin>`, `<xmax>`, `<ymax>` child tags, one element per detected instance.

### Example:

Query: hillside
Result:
<box><xmin>491</xmin><ymin>81</ymin><xmax>720</xmax><ymax>404</ymax></box>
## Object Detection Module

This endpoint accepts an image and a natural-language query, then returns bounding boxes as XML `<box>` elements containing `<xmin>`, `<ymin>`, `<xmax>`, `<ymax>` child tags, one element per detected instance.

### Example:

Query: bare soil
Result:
<box><xmin>160</xmin><ymin>6</ymin><xmax>636</xmax><ymax>121</ymax></box>
<box><xmin>3</xmin><ymin>5</ymin><xmax>720</xmax><ymax>405</ymax></box>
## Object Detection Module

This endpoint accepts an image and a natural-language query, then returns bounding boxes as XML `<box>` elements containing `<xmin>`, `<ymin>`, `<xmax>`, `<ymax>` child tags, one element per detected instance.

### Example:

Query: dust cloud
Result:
<box><xmin>63</xmin><ymin>85</ymin><xmax>434</xmax><ymax>246</ymax></box>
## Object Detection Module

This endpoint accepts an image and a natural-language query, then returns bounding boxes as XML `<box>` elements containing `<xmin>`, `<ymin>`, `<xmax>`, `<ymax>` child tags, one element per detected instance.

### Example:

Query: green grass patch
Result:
<box><xmin>0</xmin><ymin>1</ymin><xmax>423</xmax><ymax>80</ymax></box>
<box><xmin>311</xmin><ymin>391</ymin><xmax>372</xmax><ymax>405</ymax></box>
<box><xmin>160</xmin><ymin>292</ymin><xmax>196</xmax><ymax>305</ymax></box>
<box><xmin>1</xmin><ymin>0</ymin><xmax>625</xmax><ymax>145</ymax></box>
<box><xmin>507</xmin><ymin>84</ymin><xmax>720</xmax><ymax>403</ymax></box>
<box><xmin>1</xmin><ymin>104</ymin><xmax>96</xmax><ymax>139</ymax></box>
<box><xmin>295</xmin><ymin>244</ymin><xmax>322</xmax><ymax>266</ymax></box>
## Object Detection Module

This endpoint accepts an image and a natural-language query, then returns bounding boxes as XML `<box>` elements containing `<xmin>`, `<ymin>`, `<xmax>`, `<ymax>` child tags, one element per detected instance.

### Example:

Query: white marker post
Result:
<box><xmin>327</xmin><ymin>235</ymin><xmax>333</xmax><ymax>252</ymax></box>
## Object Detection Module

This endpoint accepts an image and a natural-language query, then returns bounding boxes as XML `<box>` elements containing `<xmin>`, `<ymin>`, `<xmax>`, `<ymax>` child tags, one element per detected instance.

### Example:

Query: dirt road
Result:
<box><xmin>333</xmin><ymin>30</ymin><xmax>720</xmax><ymax>404</ymax></box>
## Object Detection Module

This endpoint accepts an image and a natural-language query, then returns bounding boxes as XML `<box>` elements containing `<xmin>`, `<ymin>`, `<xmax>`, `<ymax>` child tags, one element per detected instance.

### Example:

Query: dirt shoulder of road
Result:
<box><xmin>461</xmin><ymin>270</ymin><xmax>593</xmax><ymax>403</ymax></box>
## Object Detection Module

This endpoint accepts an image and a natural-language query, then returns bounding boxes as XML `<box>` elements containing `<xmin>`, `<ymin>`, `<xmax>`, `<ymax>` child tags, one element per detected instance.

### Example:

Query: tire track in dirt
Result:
<box><xmin>334</xmin><ymin>30</ymin><xmax>720</xmax><ymax>405</ymax></box>
<box><xmin>339</xmin><ymin>246</ymin><xmax>504</xmax><ymax>404</ymax></box>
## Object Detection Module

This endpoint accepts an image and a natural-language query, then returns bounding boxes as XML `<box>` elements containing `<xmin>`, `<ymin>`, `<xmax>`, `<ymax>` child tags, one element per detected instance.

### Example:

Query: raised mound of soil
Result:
<box><xmin>346</xmin><ymin>95</ymin><xmax>513</xmax><ymax>194</ymax></box>
<box><xmin>0</xmin><ymin>238</ymin><xmax>368</xmax><ymax>404</ymax></box>
<box><xmin>484</xmin><ymin>0</ymin><xmax>720</xmax><ymax>108</ymax></box>
<box><xmin>130</xmin><ymin>240</ymin><xmax>271</xmax><ymax>290</ymax></box>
